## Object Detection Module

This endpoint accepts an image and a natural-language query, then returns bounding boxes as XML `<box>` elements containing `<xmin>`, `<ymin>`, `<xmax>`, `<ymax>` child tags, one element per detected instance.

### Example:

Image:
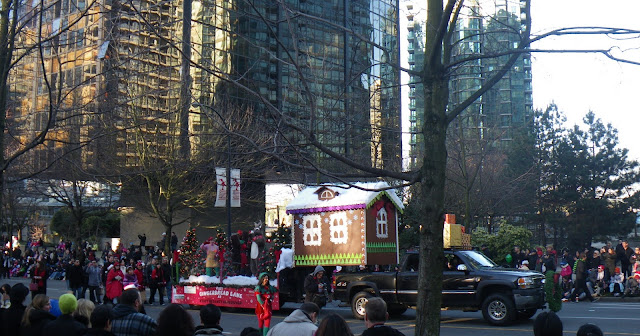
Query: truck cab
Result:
<box><xmin>334</xmin><ymin>249</ymin><xmax>546</xmax><ymax>325</ymax></box>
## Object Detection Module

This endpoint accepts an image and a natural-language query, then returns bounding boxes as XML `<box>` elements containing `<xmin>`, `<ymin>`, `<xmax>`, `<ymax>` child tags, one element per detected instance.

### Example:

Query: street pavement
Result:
<box><xmin>4</xmin><ymin>276</ymin><xmax>640</xmax><ymax>335</ymax></box>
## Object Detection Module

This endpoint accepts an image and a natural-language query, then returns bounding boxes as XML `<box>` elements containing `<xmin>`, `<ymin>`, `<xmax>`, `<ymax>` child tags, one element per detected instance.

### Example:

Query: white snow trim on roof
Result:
<box><xmin>286</xmin><ymin>182</ymin><xmax>404</xmax><ymax>211</ymax></box>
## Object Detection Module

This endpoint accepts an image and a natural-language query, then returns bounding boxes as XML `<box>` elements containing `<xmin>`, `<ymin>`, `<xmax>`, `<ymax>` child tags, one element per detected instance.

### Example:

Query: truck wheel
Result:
<box><xmin>517</xmin><ymin>309</ymin><xmax>537</xmax><ymax>320</ymax></box>
<box><xmin>351</xmin><ymin>291</ymin><xmax>371</xmax><ymax>320</ymax></box>
<box><xmin>481</xmin><ymin>293</ymin><xmax>516</xmax><ymax>326</ymax></box>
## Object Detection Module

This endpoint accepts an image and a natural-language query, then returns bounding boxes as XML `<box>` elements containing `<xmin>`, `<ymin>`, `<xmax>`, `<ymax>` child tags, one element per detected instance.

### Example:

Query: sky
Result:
<box><xmin>400</xmin><ymin>0</ymin><xmax>640</xmax><ymax>163</ymax></box>
<box><xmin>531</xmin><ymin>1</ymin><xmax>640</xmax><ymax>161</ymax></box>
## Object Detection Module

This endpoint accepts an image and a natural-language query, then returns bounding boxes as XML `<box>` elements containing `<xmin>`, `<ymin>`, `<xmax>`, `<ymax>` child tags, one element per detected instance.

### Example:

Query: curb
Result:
<box><xmin>596</xmin><ymin>296</ymin><xmax>640</xmax><ymax>302</ymax></box>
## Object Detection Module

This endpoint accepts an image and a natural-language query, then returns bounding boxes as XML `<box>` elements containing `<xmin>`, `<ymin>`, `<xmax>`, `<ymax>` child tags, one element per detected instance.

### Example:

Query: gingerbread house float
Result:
<box><xmin>286</xmin><ymin>182</ymin><xmax>404</xmax><ymax>267</ymax></box>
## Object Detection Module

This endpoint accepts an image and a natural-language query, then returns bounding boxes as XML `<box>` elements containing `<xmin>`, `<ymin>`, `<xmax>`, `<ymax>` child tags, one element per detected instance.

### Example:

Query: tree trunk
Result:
<box><xmin>416</xmin><ymin>70</ymin><xmax>449</xmax><ymax>336</ymax></box>
<box><xmin>164</xmin><ymin>226</ymin><xmax>172</xmax><ymax>256</ymax></box>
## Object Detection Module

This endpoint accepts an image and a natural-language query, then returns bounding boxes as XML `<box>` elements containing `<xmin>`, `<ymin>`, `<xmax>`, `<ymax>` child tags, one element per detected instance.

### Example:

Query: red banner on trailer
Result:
<box><xmin>172</xmin><ymin>285</ymin><xmax>279</xmax><ymax>310</ymax></box>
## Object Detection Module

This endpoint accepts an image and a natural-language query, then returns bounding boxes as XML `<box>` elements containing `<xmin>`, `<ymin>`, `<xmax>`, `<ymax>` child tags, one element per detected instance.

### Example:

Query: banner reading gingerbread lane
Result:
<box><xmin>172</xmin><ymin>283</ymin><xmax>279</xmax><ymax>309</ymax></box>
<box><xmin>172</xmin><ymin>182</ymin><xmax>403</xmax><ymax>311</ymax></box>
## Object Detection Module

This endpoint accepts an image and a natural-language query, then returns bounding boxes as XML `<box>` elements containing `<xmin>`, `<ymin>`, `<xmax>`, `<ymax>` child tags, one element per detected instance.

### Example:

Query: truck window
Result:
<box><xmin>405</xmin><ymin>253</ymin><xmax>419</xmax><ymax>272</ymax></box>
<box><xmin>444</xmin><ymin>254</ymin><xmax>463</xmax><ymax>271</ymax></box>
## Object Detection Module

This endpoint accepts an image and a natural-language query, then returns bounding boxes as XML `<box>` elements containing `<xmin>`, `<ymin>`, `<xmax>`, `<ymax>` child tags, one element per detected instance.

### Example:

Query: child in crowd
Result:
<box><xmin>123</xmin><ymin>266</ymin><xmax>138</xmax><ymax>288</ymax></box>
<box><xmin>610</xmin><ymin>267</ymin><xmax>625</xmax><ymax>296</ymax></box>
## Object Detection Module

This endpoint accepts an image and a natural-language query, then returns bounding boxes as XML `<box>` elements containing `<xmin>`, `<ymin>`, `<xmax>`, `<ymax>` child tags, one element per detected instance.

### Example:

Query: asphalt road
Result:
<box><xmin>4</xmin><ymin>277</ymin><xmax>640</xmax><ymax>336</ymax></box>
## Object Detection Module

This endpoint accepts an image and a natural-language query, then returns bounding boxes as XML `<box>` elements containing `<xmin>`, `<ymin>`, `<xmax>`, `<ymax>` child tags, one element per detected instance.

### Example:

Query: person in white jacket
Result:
<box><xmin>266</xmin><ymin>302</ymin><xmax>319</xmax><ymax>336</ymax></box>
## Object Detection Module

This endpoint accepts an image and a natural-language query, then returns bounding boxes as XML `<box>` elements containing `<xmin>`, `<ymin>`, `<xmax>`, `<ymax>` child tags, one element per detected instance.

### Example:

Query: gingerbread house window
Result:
<box><xmin>329</xmin><ymin>213</ymin><xmax>348</xmax><ymax>244</ymax></box>
<box><xmin>303</xmin><ymin>214</ymin><xmax>322</xmax><ymax>246</ymax></box>
<box><xmin>316</xmin><ymin>187</ymin><xmax>337</xmax><ymax>201</ymax></box>
<box><xmin>376</xmin><ymin>207</ymin><xmax>388</xmax><ymax>238</ymax></box>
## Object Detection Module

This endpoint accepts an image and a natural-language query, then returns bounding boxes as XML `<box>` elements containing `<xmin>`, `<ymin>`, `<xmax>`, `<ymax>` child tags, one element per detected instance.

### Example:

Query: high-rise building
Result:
<box><xmin>187</xmin><ymin>0</ymin><xmax>402</xmax><ymax>175</ymax></box>
<box><xmin>8</xmin><ymin>0</ymin><xmax>402</xmax><ymax>179</ymax></box>
<box><xmin>406</xmin><ymin>0</ymin><xmax>532</xmax><ymax>168</ymax></box>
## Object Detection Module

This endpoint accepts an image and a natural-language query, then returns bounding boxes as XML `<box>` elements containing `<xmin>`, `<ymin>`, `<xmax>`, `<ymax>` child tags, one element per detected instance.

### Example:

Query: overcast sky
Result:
<box><xmin>531</xmin><ymin>1</ymin><xmax>640</xmax><ymax>160</ymax></box>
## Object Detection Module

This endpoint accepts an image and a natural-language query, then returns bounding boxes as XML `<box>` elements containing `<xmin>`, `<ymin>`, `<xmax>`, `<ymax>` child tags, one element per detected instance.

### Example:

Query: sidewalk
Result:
<box><xmin>597</xmin><ymin>295</ymin><xmax>640</xmax><ymax>302</ymax></box>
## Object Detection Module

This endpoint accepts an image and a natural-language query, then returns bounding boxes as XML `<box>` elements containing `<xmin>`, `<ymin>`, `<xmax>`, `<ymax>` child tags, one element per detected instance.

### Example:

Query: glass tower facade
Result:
<box><xmin>188</xmin><ymin>0</ymin><xmax>402</xmax><ymax>174</ymax></box>
<box><xmin>406</xmin><ymin>0</ymin><xmax>532</xmax><ymax>169</ymax></box>
<box><xmin>8</xmin><ymin>0</ymin><xmax>402</xmax><ymax>178</ymax></box>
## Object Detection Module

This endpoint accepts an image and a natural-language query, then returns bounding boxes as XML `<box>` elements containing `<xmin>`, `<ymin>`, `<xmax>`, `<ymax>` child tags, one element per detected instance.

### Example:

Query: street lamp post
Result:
<box><xmin>226</xmin><ymin>132</ymin><xmax>232</xmax><ymax>242</ymax></box>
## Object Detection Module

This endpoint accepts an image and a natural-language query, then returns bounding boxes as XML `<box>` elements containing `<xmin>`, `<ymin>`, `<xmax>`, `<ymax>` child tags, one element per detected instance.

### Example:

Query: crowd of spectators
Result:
<box><xmin>0</xmin><ymin>234</ymin><xmax>178</xmax><ymax>306</ymax></box>
<box><xmin>504</xmin><ymin>239</ymin><xmax>640</xmax><ymax>301</ymax></box>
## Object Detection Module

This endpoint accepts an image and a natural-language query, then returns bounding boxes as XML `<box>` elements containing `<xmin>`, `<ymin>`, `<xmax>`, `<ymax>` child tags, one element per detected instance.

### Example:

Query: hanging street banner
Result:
<box><xmin>215</xmin><ymin>168</ymin><xmax>241</xmax><ymax>207</ymax></box>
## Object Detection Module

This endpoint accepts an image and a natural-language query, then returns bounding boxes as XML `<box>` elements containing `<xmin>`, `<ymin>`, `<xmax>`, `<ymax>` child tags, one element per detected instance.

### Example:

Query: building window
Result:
<box><xmin>376</xmin><ymin>208</ymin><xmax>388</xmax><ymax>238</ymax></box>
<box><xmin>303</xmin><ymin>214</ymin><xmax>322</xmax><ymax>246</ymax></box>
<box><xmin>329</xmin><ymin>213</ymin><xmax>348</xmax><ymax>244</ymax></box>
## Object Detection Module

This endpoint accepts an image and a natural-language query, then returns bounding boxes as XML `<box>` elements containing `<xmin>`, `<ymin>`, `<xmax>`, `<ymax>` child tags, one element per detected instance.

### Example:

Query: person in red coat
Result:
<box><xmin>105</xmin><ymin>262</ymin><xmax>124</xmax><ymax>304</ymax></box>
<box><xmin>134</xmin><ymin>262</ymin><xmax>147</xmax><ymax>303</ymax></box>
<box><xmin>150</xmin><ymin>262</ymin><xmax>166</xmax><ymax>305</ymax></box>
<box><xmin>30</xmin><ymin>261</ymin><xmax>47</xmax><ymax>299</ymax></box>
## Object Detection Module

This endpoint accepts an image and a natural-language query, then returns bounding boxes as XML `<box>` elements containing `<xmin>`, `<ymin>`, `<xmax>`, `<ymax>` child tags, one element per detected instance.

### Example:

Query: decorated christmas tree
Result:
<box><xmin>221</xmin><ymin>240</ymin><xmax>236</xmax><ymax>278</ymax></box>
<box><xmin>258</xmin><ymin>245</ymin><xmax>277</xmax><ymax>278</ymax></box>
<box><xmin>273</xmin><ymin>224</ymin><xmax>291</xmax><ymax>250</ymax></box>
<box><xmin>178</xmin><ymin>228</ymin><xmax>205</xmax><ymax>278</ymax></box>
<box><xmin>272</xmin><ymin>224</ymin><xmax>291</xmax><ymax>264</ymax></box>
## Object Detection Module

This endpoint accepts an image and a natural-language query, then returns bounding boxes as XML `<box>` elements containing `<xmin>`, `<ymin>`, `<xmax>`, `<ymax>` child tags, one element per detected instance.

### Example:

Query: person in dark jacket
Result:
<box><xmin>43</xmin><ymin>293</ymin><xmax>87</xmax><ymax>336</ymax></box>
<box><xmin>161</xmin><ymin>258</ymin><xmax>172</xmax><ymax>302</ymax></box>
<box><xmin>572</xmin><ymin>252</ymin><xmax>597</xmax><ymax>303</ymax></box>
<box><xmin>194</xmin><ymin>304</ymin><xmax>223</xmax><ymax>335</ymax></box>
<box><xmin>170</xmin><ymin>232</ymin><xmax>178</xmax><ymax>252</ymax></box>
<box><xmin>110</xmin><ymin>288</ymin><xmax>157</xmax><ymax>336</ymax></box>
<box><xmin>603</xmin><ymin>247</ymin><xmax>617</xmax><ymax>279</ymax></box>
<box><xmin>620</xmin><ymin>241</ymin><xmax>634</xmax><ymax>277</ymax></box>
<box><xmin>362</xmin><ymin>297</ymin><xmax>405</xmax><ymax>336</ymax></box>
<box><xmin>480</xmin><ymin>244</ymin><xmax>492</xmax><ymax>260</ymax></box>
<box><xmin>138</xmin><ymin>234</ymin><xmax>147</xmax><ymax>248</ymax></box>
<box><xmin>589</xmin><ymin>250</ymin><xmax>602</xmax><ymax>271</ymax></box>
<box><xmin>68</xmin><ymin>259</ymin><xmax>85</xmax><ymax>298</ymax></box>
<box><xmin>511</xmin><ymin>246</ymin><xmax>526</xmax><ymax>268</ymax></box>
<box><xmin>20</xmin><ymin>294</ymin><xmax>55</xmax><ymax>336</ymax></box>
<box><xmin>84</xmin><ymin>304</ymin><xmax>116</xmax><ymax>336</ymax></box>
<box><xmin>2</xmin><ymin>283</ymin><xmax>29</xmax><ymax>335</ymax></box>
<box><xmin>303</xmin><ymin>265</ymin><xmax>331</xmax><ymax>308</ymax></box>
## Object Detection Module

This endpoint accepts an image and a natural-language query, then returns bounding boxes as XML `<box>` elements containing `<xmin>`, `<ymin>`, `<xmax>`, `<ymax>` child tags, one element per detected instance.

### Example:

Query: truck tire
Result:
<box><xmin>351</xmin><ymin>291</ymin><xmax>371</xmax><ymax>320</ymax></box>
<box><xmin>481</xmin><ymin>293</ymin><xmax>516</xmax><ymax>326</ymax></box>
<box><xmin>517</xmin><ymin>309</ymin><xmax>537</xmax><ymax>320</ymax></box>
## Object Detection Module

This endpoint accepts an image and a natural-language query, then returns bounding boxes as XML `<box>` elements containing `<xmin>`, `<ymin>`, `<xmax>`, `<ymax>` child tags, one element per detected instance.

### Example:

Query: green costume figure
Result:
<box><xmin>255</xmin><ymin>272</ymin><xmax>278</xmax><ymax>336</ymax></box>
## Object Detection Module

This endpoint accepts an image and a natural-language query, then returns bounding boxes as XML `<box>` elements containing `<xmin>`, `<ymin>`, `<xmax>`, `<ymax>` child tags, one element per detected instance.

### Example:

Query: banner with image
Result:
<box><xmin>215</xmin><ymin>168</ymin><xmax>241</xmax><ymax>207</ymax></box>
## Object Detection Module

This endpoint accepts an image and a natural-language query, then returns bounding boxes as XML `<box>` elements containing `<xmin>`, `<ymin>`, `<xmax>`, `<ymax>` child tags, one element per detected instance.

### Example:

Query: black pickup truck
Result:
<box><xmin>333</xmin><ymin>249</ymin><xmax>546</xmax><ymax>325</ymax></box>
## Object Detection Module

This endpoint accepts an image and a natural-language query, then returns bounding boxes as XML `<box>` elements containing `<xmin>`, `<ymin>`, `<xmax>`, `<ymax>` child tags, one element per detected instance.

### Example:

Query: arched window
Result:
<box><xmin>302</xmin><ymin>214</ymin><xmax>322</xmax><ymax>246</ymax></box>
<box><xmin>329</xmin><ymin>213</ymin><xmax>348</xmax><ymax>244</ymax></box>
<box><xmin>320</xmin><ymin>190</ymin><xmax>334</xmax><ymax>199</ymax></box>
<box><xmin>376</xmin><ymin>208</ymin><xmax>388</xmax><ymax>238</ymax></box>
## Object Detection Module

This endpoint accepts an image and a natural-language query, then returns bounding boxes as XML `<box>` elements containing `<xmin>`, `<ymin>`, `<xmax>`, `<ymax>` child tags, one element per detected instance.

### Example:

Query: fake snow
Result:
<box><xmin>275</xmin><ymin>248</ymin><xmax>294</xmax><ymax>273</ymax></box>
